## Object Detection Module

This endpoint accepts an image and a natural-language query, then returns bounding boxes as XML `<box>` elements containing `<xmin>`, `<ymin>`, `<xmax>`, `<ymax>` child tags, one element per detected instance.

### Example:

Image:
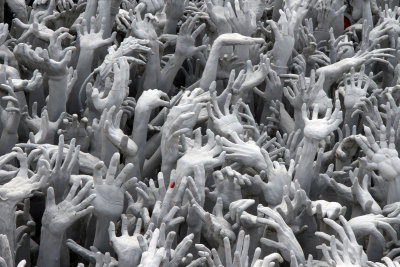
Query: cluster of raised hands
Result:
<box><xmin>3</xmin><ymin>0</ymin><xmax>400</xmax><ymax>266</ymax></box>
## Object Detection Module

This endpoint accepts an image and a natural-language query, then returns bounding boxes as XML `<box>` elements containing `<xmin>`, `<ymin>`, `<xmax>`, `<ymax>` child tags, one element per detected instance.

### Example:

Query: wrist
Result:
<box><xmin>271</xmin><ymin>48</ymin><xmax>291</xmax><ymax>68</ymax></box>
<box><xmin>316</xmin><ymin>24</ymin><xmax>330</xmax><ymax>31</ymax></box>
<box><xmin>148</xmin><ymin>39</ymin><xmax>160</xmax><ymax>48</ymax></box>
<box><xmin>118</xmin><ymin>253</ymin><xmax>141</xmax><ymax>267</ymax></box>
<box><xmin>47</xmin><ymin>72</ymin><xmax>68</xmax><ymax>80</ymax></box>
<box><xmin>78</xmin><ymin>47</ymin><xmax>95</xmax><ymax>60</ymax></box>
<box><xmin>166</xmin><ymin>16</ymin><xmax>180</xmax><ymax>23</ymax></box>
<box><xmin>0</xmin><ymin>201</ymin><xmax>16</xmax><ymax>245</ymax></box>
<box><xmin>38</xmin><ymin>226</ymin><xmax>63</xmax><ymax>267</ymax></box>
<box><xmin>270</xmin><ymin>62</ymin><xmax>288</xmax><ymax>74</ymax></box>
<box><xmin>271</xmin><ymin>62</ymin><xmax>288</xmax><ymax>69</ymax></box>
<box><xmin>79</xmin><ymin>45</ymin><xmax>97</xmax><ymax>53</ymax></box>
<box><xmin>145</xmin><ymin>41</ymin><xmax>161</xmax><ymax>65</ymax></box>
<box><xmin>135</xmin><ymin>104</ymin><xmax>153</xmax><ymax>114</ymax></box>
<box><xmin>40</xmin><ymin>225</ymin><xmax>63</xmax><ymax>242</ymax></box>
<box><xmin>314</xmin><ymin>28</ymin><xmax>331</xmax><ymax>43</ymax></box>
<box><xmin>213</xmin><ymin>39</ymin><xmax>226</xmax><ymax>49</ymax></box>
<box><xmin>303</xmin><ymin>136</ymin><xmax>320</xmax><ymax>149</ymax></box>
<box><xmin>294</xmin><ymin>108</ymin><xmax>305</xmax><ymax>128</ymax></box>
<box><xmin>171</xmin><ymin>51</ymin><xmax>188</xmax><ymax>64</ymax></box>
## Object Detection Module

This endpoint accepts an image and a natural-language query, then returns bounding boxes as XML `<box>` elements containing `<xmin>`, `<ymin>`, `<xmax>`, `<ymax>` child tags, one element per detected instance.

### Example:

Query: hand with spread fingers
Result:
<box><xmin>92</xmin><ymin>152</ymin><xmax>136</xmax><ymax>252</ymax></box>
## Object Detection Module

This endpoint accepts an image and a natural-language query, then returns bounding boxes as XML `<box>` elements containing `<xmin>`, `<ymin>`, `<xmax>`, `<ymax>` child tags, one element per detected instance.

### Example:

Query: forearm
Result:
<box><xmin>160</xmin><ymin>53</ymin><xmax>186</xmax><ymax>93</ymax></box>
<box><xmin>294</xmin><ymin>138</ymin><xmax>319</xmax><ymax>195</ymax></box>
<box><xmin>0</xmin><ymin>133</ymin><xmax>17</xmax><ymax>156</ymax></box>
<box><xmin>164</xmin><ymin>19</ymin><xmax>179</xmax><ymax>34</ymax></box>
<box><xmin>0</xmin><ymin>0</ymin><xmax>4</xmax><ymax>22</ymax></box>
<box><xmin>132</xmin><ymin>107</ymin><xmax>152</xmax><ymax>169</ymax></box>
<box><xmin>187</xmin><ymin>230</ymin><xmax>201</xmax><ymax>249</ymax></box>
<box><xmin>97</xmin><ymin>0</ymin><xmax>111</xmax><ymax>27</ymax></box>
<box><xmin>271</xmin><ymin>47</ymin><xmax>292</xmax><ymax>70</ymax></box>
<box><xmin>100</xmin><ymin>133</ymin><xmax>118</xmax><ymax>166</ymax></box>
<box><xmin>83</xmin><ymin>0</ymin><xmax>98</xmax><ymax>23</ymax></box>
<box><xmin>142</xmin><ymin>147</ymin><xmax>161</xmax><ymax>179</ymax></box>
<box><xmin>272</xmin><ymin>0</ymin><xmax>284</xmax><ymax>21</ymax></box>
<box><xmin>144</xmin><ymin>133</ymin><xmax>161</xmax><ymax>159</ymax></box>
<box><xmin>94</xmin><ymin>216</ymin><xmax>116</xmax><ymax>253</ymax></box>
<box><xmin>124</xmin><ymin>154</ymin><xmax>141</xmax><ymax>182</ymax></box>
<box><xmin>0</xmin><ymin>152</ymin><xmax>16</xmax><ymax>167</ymax></box>
<box><xmin>234</xmin><ymin>45</ymin><xmax>250</xmax><ymax>65</ymax></box>
<box><xmin>387</xmin><ymin>179</ymin><xmax>400</xmax><ymax>204</ymax></box>
<box><xmin>149</xmin><ymin>106</ymin><xmax>168</xmax><ymax>126</ymax></box>
<box><xmin>142</xmin><ymin>42</ymin><xmax>161</xmax><ymax>92</ymax></box>
<box><xmin>47</xmin><ymin>75</ymin><xmax>68</xmax><ymax>122</ymax></box>
<box><xmin>314</xmin><ymin>29</ymin><xmax>330</xmax><ymax>44</ymax></box>
<box><xmin>161</xmin><ymin>156</ymin><xmax>176</xmax><ymax>183</ymax></box>
<box><xmin>69</xmin><ymin>49</ymin><xmax>95</xmax><ymax>113</ymax></box>
<box><xmin>279</xmin><ymin>106</ymin><xmax>295</xmax><ymax>134</ymax></box>
<box><xmin>97</xmin><ymin>0</ymin><xmax>121</xmax><ymax>38</ymax></box>
<box><xmin>0</xmin><ymin>203</ymin><xmax>16</xmax><ymax>262</ymax></box>
<box><xmin>37</xmin><ymin>227</ymin><xmax>64</xmax><ymax>267</ymax></box>
<box><xmin>344</xmin><ymin>108</ymin><xmax>358</xmax><ymax>128</ymax></box>
<box><xmin>261</xmin><ymin>184</ymin><xmax>277</xmax><ymax>206</ymax></box>
<box><xmin>365</xmin><ymin>236</ymin><xmax>383</xmax><ymax>262</ymax></box>
<box><xmin>294</xmin><ymin>109</ymin><xmax>305</xmax><ymax>131</ymax></box>
<box><xmin>199</xmin><ymin>42</ymin><xmax>222</xmax><ymax>90</ymax></box>
<box><xmin>317</xmin><ymin>58</ymin><xmax>361</xmax><ymax>93</ymax></box>
<box><xmin>363</xmin><ymin>0</ymin><xmax>373</xmax><ymax>30</ymax></box>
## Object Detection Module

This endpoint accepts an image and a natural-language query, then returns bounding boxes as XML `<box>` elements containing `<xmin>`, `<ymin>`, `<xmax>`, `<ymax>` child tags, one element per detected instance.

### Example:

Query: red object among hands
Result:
<box><xmin>344</xmin><ymin>16</ymin><xmax>351</xmax><ymax>30</ymax></box>
<box><xmin>170</xmin><ymin>182</ymin><xmax>175</xmax><ymax>188</ymax></box>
